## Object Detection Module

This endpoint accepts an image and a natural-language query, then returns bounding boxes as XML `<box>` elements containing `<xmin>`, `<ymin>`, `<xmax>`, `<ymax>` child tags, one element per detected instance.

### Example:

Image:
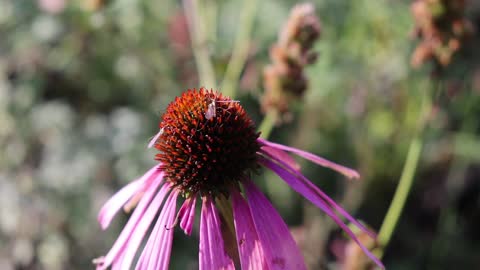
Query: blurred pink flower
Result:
<box><xmin>37</xmin><ymin>0</ymin><xmax>65</xmax><ymax>14</ymax></box>
<box><xmin>95</xmin><ymin>89</ymin><xmax>383</xmax><ymax>269</ymax></box>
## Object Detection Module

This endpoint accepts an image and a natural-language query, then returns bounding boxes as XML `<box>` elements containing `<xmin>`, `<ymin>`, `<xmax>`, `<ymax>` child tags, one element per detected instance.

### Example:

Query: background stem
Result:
<box><xmin>220</xmin><ymin>0</ymin><xmax>257</xmax><ymax>98</ymax></box>
<box><xmin>377</xmin><ymin>82</ymin><xmax>432</xmax><ymax>259</ymax></box>
<box><xmin>183</xmin><ymin>0</ymin><xmax>217</xmax><ymax>88</ymax></box>
<box><xmin>377</xmin><ymin>136</ymin><xmax>423</xmax><ymax>258</ymax></box>
<box><xmin>258</xmin><ymin>109</ymin><xmax>279</xmax><ymax>139</ymax></box>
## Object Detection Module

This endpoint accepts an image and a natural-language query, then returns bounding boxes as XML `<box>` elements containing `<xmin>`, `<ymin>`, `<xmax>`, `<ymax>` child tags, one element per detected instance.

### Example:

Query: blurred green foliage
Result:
<box><xmin>0</xmin><ymin>0</ymin><xmax>479</xmax><ymax>269</ymax></box>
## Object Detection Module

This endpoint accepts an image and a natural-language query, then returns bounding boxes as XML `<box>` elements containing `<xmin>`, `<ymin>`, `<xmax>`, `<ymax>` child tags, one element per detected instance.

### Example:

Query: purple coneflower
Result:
<box><xmin>95</xmin><ymin>88</ymin><xmax>383</xmax><ymax>269</ymax></box>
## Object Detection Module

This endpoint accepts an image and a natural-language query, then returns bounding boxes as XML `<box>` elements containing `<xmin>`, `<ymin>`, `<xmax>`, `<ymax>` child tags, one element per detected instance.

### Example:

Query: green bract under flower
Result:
<box><xmin>154</xmin><ymin>88</ymin><xmax>260</xmax><ymax>197</ymax></box>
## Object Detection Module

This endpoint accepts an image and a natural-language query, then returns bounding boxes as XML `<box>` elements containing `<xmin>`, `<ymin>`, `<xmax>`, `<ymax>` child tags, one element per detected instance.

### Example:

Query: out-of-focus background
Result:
<box><xmin>1</xmin><ymin>0</ymin><xmax>479</xmax><ymax>269</ymax></box>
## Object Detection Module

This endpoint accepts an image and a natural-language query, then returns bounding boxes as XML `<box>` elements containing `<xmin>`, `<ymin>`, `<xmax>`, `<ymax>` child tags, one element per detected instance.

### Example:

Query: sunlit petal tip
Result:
<box><xmin>148</xmin><ymin>128</ymin><xmax>164</xmax><ymax>148</ymax></box>
<box><xmin>178</xmin><ymin>196</ymin><xmax>197</xmax><ymax>235</ymax></box>
<box><xmin>258</xmin><ymin>138</ymin><xmax>361</xmax><ymax>179</ymax></box>
<box><xmin>92</xmin><ymin>256</ymin><xmax>105</xmax><ymax>270</ymax></box>
<box><xmin>258</xmin><ymin>156</ymin><xmax>383</xmax><ymax>268</ymax></box>
<box><xmin>97</xmin><ymin>180</ymin><xmax>141</xmax><ymax>230</ymax></box>
<box><xmin>96</xmin><ymin>176</ymin><xmax>165</xmax><ymax>269</ymax></box>
<box><xmin>97</xmin><ymin>165</ymin><xmax>162</xmax><ymax>230</ymax></box>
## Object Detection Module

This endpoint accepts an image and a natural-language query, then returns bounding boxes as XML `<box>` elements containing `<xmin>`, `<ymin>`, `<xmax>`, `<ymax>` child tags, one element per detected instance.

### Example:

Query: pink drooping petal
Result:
<box><xmin>199</xmin><ymin>197</ymin><xmax>235</xmax><ymax>270</ymax></box>
<box><xmin>243</xmin><ymin>180</ymin><xmax>307</xmax><ymax>270</ymax></box>
<box><xmin>258</xmin><ymin>138</ymin><xmax>360</xmax><ymax>179</ymax></box>
<box><xmin>97</xmin><ymin>165</ymin><xmax>161</xmax><ymax>229</ymax></box>
<box><xmin>231</xmin><ymin>190</ymin><xmax>269</xmax><ymax>270</ymax></box>
<box><xmin>261</xmin><ymin>145</ymin><xmax>301</xmax><ymax>171</ymax></box>
<box><xmin>117</xmin><ymin>184</ymin><xmax>172</xmax><ymax>269</ymax></box>
<box><xmin>178</xmin><ymin>196</ymin><xmax>197</xmax><ymax>235</ymax></box>
<box><xmin>95</xmin><ymin>172</ymin><xmax>164</xmax><ymax>270</ymax></box>
<box><xmin>260</xmin><ymin>152</ymin><xmax>376</xmax><ymax>239</ymax></box>
<box><xmin>135</xmin><ymin>189</ymin><xmax>179</xmax><ymax>270</ymax></box>
<box><xmin>259</xmin><ymin>156</ymin><xmax>384</xmax><ymax>269</ymax></box>
<box><xmin>111</xmin><ymin>252</ymin><xmax>125</xmax><ymax>270</ymax></box>
<box><xmin>148</xmin><ymin>128</ymin><xmax>164</xmax><ymax>148</ymax></box>
<box><xmin>152</xmin><ymin>190</ymin><xmax>179</xmax><ymax>270</ymax></box>
<box><xmin>98</xmin><ymin>179</ymin><xmax>142</xmax><ymax>230</ymax></box>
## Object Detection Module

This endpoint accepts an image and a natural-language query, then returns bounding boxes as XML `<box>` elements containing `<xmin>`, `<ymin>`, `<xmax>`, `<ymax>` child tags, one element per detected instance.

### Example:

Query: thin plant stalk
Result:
<box><xmin>183</xmin><ymin>0</ymin><xmax>217</xmax><ymax>88</ymax></box>
<box><xmin>377</xmin><ymin>84</ymin><xmax>432</xmax><ymax>259</ymax></box>
<box><xmin>221</xmin><ymin>0</ymin><xmax>257</xmax><ymax>98</ymax></box>
<box><xmin>377</xmin><ymin>135</ymin><xmax>423</xmax><ymax>258</ymax></box>
<box><xmin>258</xmin><ymin>109</ymin><xmax>279</xmax><ymax>139</ymax></box>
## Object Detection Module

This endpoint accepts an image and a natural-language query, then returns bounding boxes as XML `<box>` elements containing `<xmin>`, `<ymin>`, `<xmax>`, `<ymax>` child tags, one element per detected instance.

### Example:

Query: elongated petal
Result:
<box><xmin>232</xmin><ymin>190</ymin><xmax>269</xmax><ymax>270</ymax></box>
<box><xmin>148</xmin><ymin>128</ymin><xmax>164</xmax><ymax>148</ymax></box>
<box><xmin>153</xmin><ymin>191</ymin><xmax>179</xmax><ymax>270</ymax></box>
<box><xmin>111</xmin><ymin>252</ymin><xmax>125</xmax><ymax>270</ymax></box>
<box><xmin>178</xmin><ymin>196</ymin><xmax>197</xmax><ymax>235</ymax></box>
<box><xmin>261</xmin><ymin>145</ymin><xmax>301</xmax><ymax>171</ymax></box>
<box><xmin>199</xmin><ymin>197</ymin><xmax>235</xmax><ymax>270</ymax></box>
<box><xmin>258</xmin><ymin>138</ymin><xmax>360</xmax><ymax>179</ymax></box>
<box><xmin>260</xmin><ymin>154</ymin><xmax>375</xmax><ymax>238</ymax></box>
<box><xmin>98</xmin><ymin>165</ymin><xmax>160</xmax><ymax>229</ymax></box>
<box><xmin>244</xmin><ymin>180</ymin><xmax>307</xmax><ymax>270</ymax></box>
<box><xmin>98</xmin><ymin>179</ymin><xmax>142</xmax><ymax>230</ymax></box>
<box><xmin>118</xmin><ymin>184</ymin><xmax>172</xmax><ymax>269</ymax></box>
<box><xmin>259</xmin><ymin>156</ymin><xmax>384</xmax><ymax>269</ymax></box>
<box><xmin>95</xmin><ymin>172</ymin><xmax>164</xmax><ymax>270</ymax></box>
<box><xmin>135</xmin><ymin>190</ymin><xmax>179</xmax><ymax>270</ymax></box>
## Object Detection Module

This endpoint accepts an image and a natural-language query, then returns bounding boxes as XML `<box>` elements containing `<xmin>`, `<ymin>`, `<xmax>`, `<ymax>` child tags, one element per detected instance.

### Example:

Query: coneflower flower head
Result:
<box><xmin>95</xmin><ymin>88</ymin><xmax>384</xmax><ymax>269</ymax></box>
<box><xmin>411</xmin><ymin>0</ymin><xmax>473</xmax><ymax>68</ymax></box>
<box><xmin>155</xmin><ymin>89</ymin><xmax>260</xmax><ymax>197</ymax></box>
<box><xmin>261</xmin><ymin>3</ymin><xmax>321</xmax><ymax>121</ymax></box>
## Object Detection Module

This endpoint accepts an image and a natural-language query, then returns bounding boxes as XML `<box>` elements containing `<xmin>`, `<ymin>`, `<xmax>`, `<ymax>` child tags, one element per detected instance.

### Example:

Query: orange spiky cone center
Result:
<box><xmin>154</xmin><ymin>88</ymin><xmax>260</xmax><ymax>197</ymax></box>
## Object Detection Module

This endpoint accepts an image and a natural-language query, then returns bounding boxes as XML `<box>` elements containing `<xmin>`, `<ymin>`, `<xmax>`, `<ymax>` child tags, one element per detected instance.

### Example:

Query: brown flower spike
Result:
<box><xmin>261</xmin><ymin>3</ymin><xmax>321</xmax><ymax>120</ymax></box>
<box><xmin>411</xmin><ymin>0</ymin><xmax>473</xmax><ymax>68</ymax></box>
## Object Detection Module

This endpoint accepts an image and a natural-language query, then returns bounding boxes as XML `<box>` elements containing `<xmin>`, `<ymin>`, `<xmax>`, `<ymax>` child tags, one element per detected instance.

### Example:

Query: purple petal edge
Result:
<box><xmin>232</xmin><ymin>190</ymin><xmax>269</xmax><ymax>270</ymax></box>
<box><xmin>117</xmin><ymin>184</ymin><xmax>172</xmax><ymax>269</ymax></box>
<box><xmin>244</xmin><ymin>180</ymin><xmax>307</xmax><ymax>270</ymax></box>
<box><xmin>260</xmin><ymin>151</ymin><xmax>376</xmax><ymax>238</ymax></box>
<box><xmin>135</xmin><ymin>189</ymin><xmax>178</xmax><ymax>270</ymax></box>
<box><xmin>97</xmin><ymin>165</ymin><xmax>160</xmax><ymax>230</ymax></box>
<box><xmin>199</xmin><ymin>197</ymin><xmax>235</xmax><ymax>270</ymax></box>
<box><xmin>98</xmin><ymin>179</ymin><xmax>141</xmax><ymax>230</ymax></box>
<box><xmin>259</xmin><ymin>156</ymin><xmax>384</xmax><ymax>269</ymax></box>
<box><xmin>148</xmin><ymin>128</ymin><xmax>163</xmax><ymax>148</ymax></box>
<box><xmin>95</xmin><ymin>173</ymin><xmax>164</xmax><ymax>270</ymax></box>
<box><xmin>258</xmin><ymin>138</ymin><xmax>360</xmax><ymax>179</ymax></box>
<box><xmin>178</xmin><ymin>196</ymin><xmax>197</xmax><ymax>235</ymax></box>
<box><xmin>261</xmin><ymin>145</ymin><xmax>301</xmax><ymax>171</ymax></box>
